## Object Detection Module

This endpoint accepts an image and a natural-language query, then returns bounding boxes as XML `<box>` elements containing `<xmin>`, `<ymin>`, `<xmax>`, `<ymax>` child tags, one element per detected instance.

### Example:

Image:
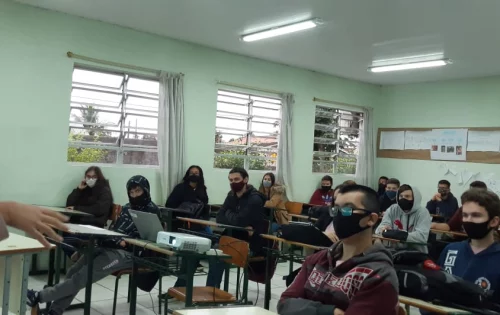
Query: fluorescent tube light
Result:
<box><xmin>369</xmin><ymin>59</ymin><xmax>450</xmax><ymax>73</ymax></box>
<box><xmin>242</xmin><ymin>19</ymin><xmax>319</xmax><ymax>42</ymax></box>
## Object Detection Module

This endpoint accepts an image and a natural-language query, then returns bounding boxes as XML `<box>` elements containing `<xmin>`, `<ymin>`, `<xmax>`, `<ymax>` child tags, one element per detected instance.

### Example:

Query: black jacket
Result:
<box><xmin>379</xmin><ymin>194</ymin><xmax>397</xmax><ymax>212</ymax></box>
<box><xmin>66</xmin><ymin>181</ymin><xmax>113</xmax><ymax>227</ymax></box>
<box><xmin>166</xmin><ymin>182</ymin><xmax>210</xmax><ymax>230</ymax></box>
<box><xmin>314</xmin><ymin>207</ymin><xmax>333</xmax><ymax>232</ymax></box>
<box><xmin>216</xmin><ymin>185</ymin><xmax>267</xmax><ymax>253</ymax></box>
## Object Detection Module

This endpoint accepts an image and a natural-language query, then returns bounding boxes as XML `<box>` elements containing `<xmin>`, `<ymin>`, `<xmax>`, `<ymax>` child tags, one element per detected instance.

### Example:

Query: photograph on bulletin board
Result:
<box><xmin>430</xmin><ymin>129</ymin><xmax>468</xmax><ymax>161</ymax></box>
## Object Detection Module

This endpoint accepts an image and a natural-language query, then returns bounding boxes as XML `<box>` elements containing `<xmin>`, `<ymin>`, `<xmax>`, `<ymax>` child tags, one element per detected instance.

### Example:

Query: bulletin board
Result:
<box><xmin>376</xmin><ymin>127</ymin><xmax>500</xmax><ymax>164</ymax></box>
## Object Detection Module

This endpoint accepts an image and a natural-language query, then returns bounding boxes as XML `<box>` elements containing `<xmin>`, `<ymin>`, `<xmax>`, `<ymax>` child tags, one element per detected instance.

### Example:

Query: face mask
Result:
<box><xmin>230</xmin><ymin>181</ymin><xmax>246</xmax><ymax>193</ymax></box>
<box><xmin>262</xmin><ymin>180</ymin><xmax>272</xmax><ymax>188</ymax></box>
<box><xmin>321</xmin><ymin>185</ymin><xmax>332</xmax><ymax>192</ymax></box>
<box><xmin>398</xmin><ymin>198</ymin><xmax>414</xmax><ymax>212</ymax></box>
<box><xmin>188</xmin><ymin>175</ymin><xmax>199</xmax><ymax>183</ymax></box>
<box><xmin>333</xmin><ymin>212</ymin><xmax>371</xmax><ymax>239</ymax></box>
<box><xmin>129</xmin><ymin>194</ymin><xmax>149</xmax><ymax>207</ymax></box>
<box><xmin>463</xmin><ymin>221</ymin><xmax>492</xmax><ymax>240</ymax></box>
<box><xmin>385</xmin><ymin>191</ymin><xmax>397</xmax><ymax>199</ymax></box>
<box><xmin>86</xmin><ymin>178</ymin><xmax>97</xmax><ymax>188</ymax></box>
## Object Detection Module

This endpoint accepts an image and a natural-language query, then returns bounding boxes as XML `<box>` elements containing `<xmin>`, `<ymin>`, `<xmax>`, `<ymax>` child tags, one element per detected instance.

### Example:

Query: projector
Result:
<box><xmin>156</xmin><ymin>231</ymin><xmax>212</xmax><ymax>253</ymax></box>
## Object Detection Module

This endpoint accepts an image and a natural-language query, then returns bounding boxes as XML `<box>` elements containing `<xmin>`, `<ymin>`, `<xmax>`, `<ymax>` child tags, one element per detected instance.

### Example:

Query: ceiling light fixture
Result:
<box><xmin>241</xmin><ymin>19</ymin><xmax>320</xmax><ymax>42</ymax></box>
<box><xmin>369</xmin><ymin>59</ymin><xmax>451</xmax><ymax>73</ymax></box>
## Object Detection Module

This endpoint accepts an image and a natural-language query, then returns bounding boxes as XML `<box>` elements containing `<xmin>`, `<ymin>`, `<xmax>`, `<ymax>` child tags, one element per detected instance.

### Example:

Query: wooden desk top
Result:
<box><xmin>430</xmin><ymin>229</ymin><xmax>468</xmax><ymax>238</ymax></box>
<box><xmin>177</xmin><ymin>217</ymin><xmax>253</xmax><ymax>231</ymax></box>
<box><xmin>399</xmin><ymin>295</ymin><xmax>472</xmax><ymax>314</ymax></box>
<box><xmin>173</xmin><ymin>306</ymin><xmax>277</xmax><ymax>315</ymax></box>
<box><xmin>289</xmin><ymin>214</ymin><xmax>318</xmax><ymax>222</ymax></box>
<box><xmin>260</xmin><ymin>234</ymin><xmax>327</xmax><ymax>251</ymax></box>
<box><xmin>65</xmin><ymin>224</ymin><xmax>125</xmax><ymax>236</ymax></box>
<box><xmin>0</xmin><ymin>233</ymin><xmax>54</xmax><ymax>255</ymax></box>
<box><xmin>373</xmin><ymin>234</ymin><xmax>401</xmax><ymax>243</ymax></box>
<box><xmin>39</xmin><ymin>206</ymin><xmax>91</xmax><ymax>216</ymax></box>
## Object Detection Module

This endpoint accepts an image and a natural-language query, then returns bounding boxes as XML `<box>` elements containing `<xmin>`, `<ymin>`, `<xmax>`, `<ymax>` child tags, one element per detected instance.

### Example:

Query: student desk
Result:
<box><xmin>173</xmin><ymin>306</ymin><xmax>277</xmax><ymax>315</ymax></box>
<box><xmin>40</xmin><ymin>206</ymin><xmax>91</xmax><ymax>216</ymax></box>
<box><xmin>0</xmin><ymin>233</ymin><xmax>54</xmax><ymax>315</ymax></box>
<box><xmin>430</xmin><ymin>229</ymin><xmax>467</xmax><ymax>238</ymax></box>
<box><xmin>288</xmin><ymin>214</ymin><xmax>318</xmax><ymax>222</ymax></box>
<box><xmin>399</xmin><ymin>295</ymin><xmax>473</xmax><ymax>314</ymax></box>
<box><xmin>124</xmin><ymin>238</ymin><xmax>232</xmax><ymax>315</ymax></box>
<box><xmin>259</xmin><ymin>234</ymin><xmax>328</xmax><ymax>310</ymax></box>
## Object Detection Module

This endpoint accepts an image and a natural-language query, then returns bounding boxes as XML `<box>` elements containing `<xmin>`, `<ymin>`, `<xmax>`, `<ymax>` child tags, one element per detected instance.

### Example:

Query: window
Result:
<box><xmin>68</xmin><ymin>66</ymin><xmax>159</xmax><ymax>165</ymax></box>
<box><xmin>214</xmin><ymin>89</ymin><xmax>281</xmax><ymax>171</ymax></box>
<box><xmin>312</xmin><ymin>104</ymin><xmax>363</xmax><ymax>174</ymax></box>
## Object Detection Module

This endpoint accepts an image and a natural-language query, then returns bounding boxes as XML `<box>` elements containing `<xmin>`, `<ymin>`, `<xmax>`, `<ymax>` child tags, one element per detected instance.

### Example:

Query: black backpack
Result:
<box><xmin>279</xmin><ymin>222</ymin><xmax>333</xmax><ymax>247</ymax></box>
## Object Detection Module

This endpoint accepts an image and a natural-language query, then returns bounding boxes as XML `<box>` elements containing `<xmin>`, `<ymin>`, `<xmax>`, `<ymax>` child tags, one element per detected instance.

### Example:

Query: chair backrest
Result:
<box><xmin>219</xmin><ymin>236</ymin><xmax>250</xmax><ymax>268</ymax></box>
<box><xmin>398</xmin><ymin>305</ymin><xmax>407</xmax><ymax>315</ymax></box>
<box><xmin>110</xmin><ymin>204</ymin><xmax>122</xmax><ymax>224</ymax></box>
<box><xmin>285</xmin><ymin>201</ymin><xmax>303</xmax><ymax>215</ymax></box>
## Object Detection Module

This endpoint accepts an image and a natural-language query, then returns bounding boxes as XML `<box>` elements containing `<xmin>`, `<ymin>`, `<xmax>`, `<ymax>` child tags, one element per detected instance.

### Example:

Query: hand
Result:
<box><xmin>78</xmin><ymin>180</ymin><xmax>87</xmax><ymax>190</ymax></box>
<box><xmin>119</xmin><ymin>240</ymin><xmax>127</xmax><ymax>247</ymax></box>
<box><xmin>1</xmin><ymin>202</ymin><xmax>69</xmax><ymax>248</ymax></box>
<box><xmin>432</xmin><ymin>193</ymin><xmax>442</xmax><ymax>202</ymax></box>
<box><xmin>246</xmin><ymin>226</ymin><xmax>254</xmax><ymax>236</ymax></box>
<box><xmin>381</xmin><ymin>225</ymin><xmax>392</xmax><ymax>232</ymax></box>
<box><xmin>66</xmin><ymin>206</ymin><xmax>74</xmax><ymax>210</ymax></box>
<box><xmin>323</xmin><ymin>231</ymin><xmax>339</xmax><ymax>243</ymax></box>
<box><xmin>334</xmin><ymin>308</ymin><xmax>345</xmax><ymax>315</ymax></box>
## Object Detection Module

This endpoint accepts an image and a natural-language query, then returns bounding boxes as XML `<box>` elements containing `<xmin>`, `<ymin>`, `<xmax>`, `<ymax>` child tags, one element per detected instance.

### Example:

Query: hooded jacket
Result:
<box><xmin>66</xmin><ymin>180</ymin><xmax>113</xmax><ymax>227</ymax></box>
<box><xmin>278</xmin><ymin>242</ymin><xmax>399</xmax><ymax>315</ymax></box>
<box><xmin>375</xmin><ymin>185</ymin><xmax>432</xmax><ymax>253</ymax></box>
<box><xmin>261</xmin><ymin>184</ymin><xmax>290</xmax><ymax>225</ymax></box>
<box><xmin>426</xmin><ymin>192</ymin><xmax>459</xmax><ymax>221</ymax></box>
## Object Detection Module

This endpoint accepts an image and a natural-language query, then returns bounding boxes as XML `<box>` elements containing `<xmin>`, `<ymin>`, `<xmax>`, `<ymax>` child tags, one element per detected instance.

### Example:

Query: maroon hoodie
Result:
<box><xmin>278</xmin><ymin>242</ymin><xmax>399</xmax><ymax>315</ymax></box>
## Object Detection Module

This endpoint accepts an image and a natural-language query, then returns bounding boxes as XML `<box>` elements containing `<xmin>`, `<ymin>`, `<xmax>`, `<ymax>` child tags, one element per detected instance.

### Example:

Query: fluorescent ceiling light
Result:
<box><xmin>242</xmin><ymin>19</ymin><xmax>319</xmax><ymax>42</ymax></box>
<box><xmin>369</xmin><ymin>59</ymin><xmax>451</xmax><ymax>73</ymax></box>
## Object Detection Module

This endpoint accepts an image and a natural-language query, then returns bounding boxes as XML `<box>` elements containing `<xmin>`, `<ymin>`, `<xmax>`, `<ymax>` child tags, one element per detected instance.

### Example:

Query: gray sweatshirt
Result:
<box><xmin>375</xmin><ymin>185</ymin><xmax>431</xmax><ymax>253</ymax></box>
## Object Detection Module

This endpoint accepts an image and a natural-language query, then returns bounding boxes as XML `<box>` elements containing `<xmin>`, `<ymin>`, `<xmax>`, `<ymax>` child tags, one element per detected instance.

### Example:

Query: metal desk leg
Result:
<box><xmin>2</xmin><ymin>256</ymin><xmax>11</xmax><ymax>315</ymax></box>
<box><xmin>47</xmin><ymin>249</ymin><xmax>55</xmax><ymax>287</ymax></box>
<box><xmin>129</xmin><ymin>246</ymin><xmax>139</xmax><ymax>315</ymax></box>
<box><xmin>84</xmin><ymin>236</ymin><xmax>95</xmax><ymax>315</ymax></box>
<box><xmin>185</xmin><ymin>258</ymin><xmax>196</xmax><ymax>307</ymax></box>
<box><xmin>19</xmin><ymin>254</ymin><xmax>31</xmax><ymax>315</ymax></box>
<box><xmin>264</xmin><ymin>247</ymin><xmax>271</xmax><ymax>310</ymax></box>
<box><xmin>54</xmin><ymin>242</ymin><xmax>62</xmax><ymax>284</ymax></box>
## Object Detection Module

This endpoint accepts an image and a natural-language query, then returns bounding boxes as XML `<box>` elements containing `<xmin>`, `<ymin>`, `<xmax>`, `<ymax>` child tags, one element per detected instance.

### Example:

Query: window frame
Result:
<box><xmin>67</xmin><ymin>65</ymin><xmax>160</xmax><ymax>166</ymax></box>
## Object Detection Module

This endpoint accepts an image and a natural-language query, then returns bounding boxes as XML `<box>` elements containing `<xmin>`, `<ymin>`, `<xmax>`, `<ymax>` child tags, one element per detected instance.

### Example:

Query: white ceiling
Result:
<box><xmin>16</xmin><ymin>0</ymin><xmax>500</xmax><ymax>85</ymax></box>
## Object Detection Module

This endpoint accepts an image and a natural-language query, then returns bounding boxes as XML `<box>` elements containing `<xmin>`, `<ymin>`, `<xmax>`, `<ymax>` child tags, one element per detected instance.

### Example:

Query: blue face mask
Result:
<box><xmin>386</xmin><ymin>190</ymin><xmax>397</xmax><ymax>199</ymax></box>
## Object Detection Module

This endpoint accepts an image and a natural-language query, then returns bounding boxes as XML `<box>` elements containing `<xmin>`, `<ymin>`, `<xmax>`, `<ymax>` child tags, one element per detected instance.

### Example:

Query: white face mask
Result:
<box><xmin>86</xmin><ymin>178</ymin><xmax>97</xmax><ymax>188</ymax></box>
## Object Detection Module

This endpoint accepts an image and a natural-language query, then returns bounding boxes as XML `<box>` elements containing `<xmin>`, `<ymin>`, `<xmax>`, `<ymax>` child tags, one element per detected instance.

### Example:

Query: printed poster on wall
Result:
<box><xmin>430</xmin><ymin>129</ymin><xmax>468</xmax><ymax>161</ymax></box>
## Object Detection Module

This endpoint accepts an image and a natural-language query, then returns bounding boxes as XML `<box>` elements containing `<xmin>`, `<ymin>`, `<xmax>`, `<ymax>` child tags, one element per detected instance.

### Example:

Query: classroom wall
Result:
<box><xmin>0</xmin><ymin>1</ymin><xmax>382</xmax><ymax>206</ymax></box>
<box><xmin>377</xmin><ymin>76</ymin><xmax>500</xmax><ymax>204</ymax></box>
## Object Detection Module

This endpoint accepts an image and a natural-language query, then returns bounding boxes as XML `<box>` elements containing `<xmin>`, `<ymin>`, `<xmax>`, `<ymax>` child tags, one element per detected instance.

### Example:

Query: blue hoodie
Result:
<box><xmin>438</xmin><ymin>240</ymin><xmax>500</xmax><ymax>300</ymax></box>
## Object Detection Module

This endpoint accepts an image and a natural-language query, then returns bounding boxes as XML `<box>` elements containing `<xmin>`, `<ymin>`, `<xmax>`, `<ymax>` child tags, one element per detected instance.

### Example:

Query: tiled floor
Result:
<box><xmin>20</xmin><ymin>262</ymin><xmax>419</xmax><ymax>315</ymax></box>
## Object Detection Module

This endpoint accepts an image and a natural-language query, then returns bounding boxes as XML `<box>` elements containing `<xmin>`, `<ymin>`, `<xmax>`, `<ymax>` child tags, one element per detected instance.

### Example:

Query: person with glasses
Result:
<box><xmin>278</xmin><ymin>185</ymin><xmax>399</xmax><ymax>315</ymax></box>
<box><xmin>376</xmin><ymin>184</ymin><xmax>431</xmax><ymax>253</ymax></box>
<box><xmin>426</xmin><ymin>179</ymin><xmax>459</xmax><ymax>221</ymax></box>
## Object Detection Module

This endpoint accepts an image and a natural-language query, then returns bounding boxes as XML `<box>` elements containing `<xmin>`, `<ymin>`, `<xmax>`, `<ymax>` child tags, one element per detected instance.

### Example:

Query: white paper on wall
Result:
<box><xmin>467</xmin><ymin>131</ymin><xmax>500</xmax><ymax>152</ymax></box>
<box><xmin>478</xmin><ymin>172</ymin><xmax>495</xmax><ymax>184</ymax></box>
<box><xmin>430</xmin><ymin>129</ymin><xmax>468</xmax><ymax>161</ymax></box>
<box><xmin>404</xmin><ymin>131</ymin><xmax>434</xmax><ymax>150</ymax></box>
<box><xmin>457</xmin><ymin>172</ymin><xmax>464</xmax><ymax>185</ymax></box>
<box><xmin>461</xmin><ymin>170</ymin><xmax>478</xmax><ymax>186</ymax></box>
<box><xmin>380</xmin><ymin>131</ymin><xmax>405</xmax><ymax>150</ymax></box>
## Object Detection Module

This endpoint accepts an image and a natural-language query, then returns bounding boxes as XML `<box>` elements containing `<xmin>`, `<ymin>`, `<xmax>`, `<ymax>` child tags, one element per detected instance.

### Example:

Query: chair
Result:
<box><xmin>285</xmin><ymin>201</ymin><xmax>303</xmax><ymax>215</ymax></box>
<box><xmin>166</xmin><ymin>236</ymin><xmax>250</xmax><ymax>311</ymax></box>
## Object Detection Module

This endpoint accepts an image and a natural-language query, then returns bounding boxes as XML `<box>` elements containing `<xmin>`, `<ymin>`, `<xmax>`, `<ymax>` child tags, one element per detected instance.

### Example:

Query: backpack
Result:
<box><xmin>279</xmin><ymin>222</ymin><xmax>333</xmax><ymax>247</ymax></box>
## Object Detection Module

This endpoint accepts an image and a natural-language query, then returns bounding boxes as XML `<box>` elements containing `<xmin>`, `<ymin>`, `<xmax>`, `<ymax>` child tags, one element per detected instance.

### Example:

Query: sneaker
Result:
<box><xmin>26</xmin><ymin>289</ymin><xmax>40</xmax><ymax>307</ymax></box>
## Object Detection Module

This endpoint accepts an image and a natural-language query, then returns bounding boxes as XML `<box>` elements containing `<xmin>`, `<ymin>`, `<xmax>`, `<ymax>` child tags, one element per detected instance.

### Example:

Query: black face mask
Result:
<box><xmin>321</xmin><ymin>185</ymin><xmax>332</xmax><ymax>192</ymax></box>
<box><xmin>129</xmin><ymin>194</ymin><xmax>150</xmax><ymax>207</ymax></box>
<box><xmin>333</xmin><ymin>212</ymin><xmax>371</xmax><ymax>239</ymax></box>
<box><xmin>463</xmin><ymin>221</ymin><xmax>492</xmax><ymax>240</ymax></box>
<box><xmin>398</xmin><ymin>198</ymin><xmax>414</xmax><ymax>212</ymax></box>
<box><xmin>188</xmin><ymin>175</ymin><xmax>200</xmax><ymax>183</ymax></box>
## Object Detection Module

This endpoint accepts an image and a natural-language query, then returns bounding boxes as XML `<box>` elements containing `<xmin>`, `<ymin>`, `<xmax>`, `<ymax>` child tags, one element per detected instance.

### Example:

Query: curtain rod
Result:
<box><xmin>67</xmin><ymin>52</ymin><xmax>183</xmax><ymax>76</ymax></box>
<box><xmin>217</xmin><ymin>80</ymin><xmax>286</xmax><ymax>96</ymax></box>
<box><xmin>313</xmin><ymin>97</ymin><xmax>370</xmax><ymax>110</ymax></box>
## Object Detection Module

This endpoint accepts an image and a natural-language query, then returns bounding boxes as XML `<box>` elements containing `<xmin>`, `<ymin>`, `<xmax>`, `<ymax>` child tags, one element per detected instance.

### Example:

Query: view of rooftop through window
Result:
<box><xmin>68</xmin><ymin>67</ymin><xmax>159</xmax><ymax>165</ymax></box>
<box><xmin>214</xmin><ymin>89</ymin><xmax>282</xmax><ymax>171</ymax></box>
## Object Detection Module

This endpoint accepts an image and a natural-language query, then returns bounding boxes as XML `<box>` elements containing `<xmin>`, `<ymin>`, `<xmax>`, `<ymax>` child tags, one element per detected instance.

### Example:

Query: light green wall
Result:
<box><xmin>378</xmin><ymin>76</ymin><xmax>500</xmax><ymax>203</ymax></box>
<box><xmin>0</xmin><ymin>1</ymin><xmax>382</xmax><ymax>206</ymax></box>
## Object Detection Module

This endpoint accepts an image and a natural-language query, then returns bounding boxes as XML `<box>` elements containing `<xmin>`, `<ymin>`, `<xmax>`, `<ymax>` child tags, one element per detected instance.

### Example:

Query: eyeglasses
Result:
<box><xmin>329</xmin><ymin>206</ymin><xmax>374</xmax><ymax>217</ymax></box>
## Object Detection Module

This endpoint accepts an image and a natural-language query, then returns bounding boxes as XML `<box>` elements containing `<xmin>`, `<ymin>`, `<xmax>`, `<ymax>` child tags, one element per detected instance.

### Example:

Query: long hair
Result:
<box><xmin>183</xmin><ymin>165</ymin><xmax>206</xmax><ymax>189</ymax></box>
<box><xmin>258</xmin><ymin>172</ymin><xmax>276</xmax><ymax>195</ymax></box>
<box><xmin>85</xmin><ymin>166</ymin><xmax>106</xmax><ymax>182</ymax></box>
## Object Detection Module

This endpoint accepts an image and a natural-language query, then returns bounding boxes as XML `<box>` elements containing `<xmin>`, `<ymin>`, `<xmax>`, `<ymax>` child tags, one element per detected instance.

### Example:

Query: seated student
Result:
<box><xmin>426</xmin><ymin>180</ymin><xmax>459</xmax><ymax>221</ymax></box>
<box><xmin>309</xmin><ymin>175</ymin><xmax>334</xmax><ymax>206</ymax></box>
<box><xmin>258</xmin><ymin>172</ymin><xmax>289</xmax><ymax>233</ymax></box>
<box><xmin>379</xmin><ymin>178</ymin><xmax>400</xmax><ymax>213</ymax></box>
<box><xmin>432</xmin><ymin>181</ymin><xmax>487</xmax><ymax>232</ymax></box>
<box><xmin>315</xmin><ymin>184</ymin><xmax>344</xmax><ymax>243</ymax></box>
<box><xmin>165</xmin><ymin>165</ymin><xmax>210</xmax><ymax>231</ymax></box>
<box><xmin>27</xmin><ymin>175</ymin><xmax>158</xmax><ymax>315</ymax></box>
<box><xmin>377</xmin><ymin>176</ymin><xmax>389</xmax><ymax>197</ymax></box>
<box><xmin>63</xmin><ymin>166</ymin><xmax>114</xmax><ymax>258</ymax></box>
<box><xmin>437</xmin><ymin>189</ymin><xmax>500</xmax><ymax>303</ymax></box>
<box><xmin>376</xmin><ymin>184</ymin><xmax>431</xmax><ymax>253</ymax></box>
<box><xmin>278</xmin><ymin>185</ymin><xmax>399</xmax><ymax>315</ymax></box>
<box><xmin>343</xmin><ymin>179</ymin><xmax>357</xmax><ymax>185</ymax></box>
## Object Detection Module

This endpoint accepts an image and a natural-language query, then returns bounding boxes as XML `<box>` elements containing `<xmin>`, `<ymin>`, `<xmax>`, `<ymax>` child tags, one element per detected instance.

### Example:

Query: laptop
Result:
<box><xmin>129</xmin><ymin>210</ymin><xmax>165</xmax><ymax>242</ymax></box>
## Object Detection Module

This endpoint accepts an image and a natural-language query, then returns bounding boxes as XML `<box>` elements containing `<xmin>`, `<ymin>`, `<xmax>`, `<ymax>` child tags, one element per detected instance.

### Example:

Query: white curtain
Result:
<box><xmin>158</xmin><ymin>71</ymin><xmax>185</xmax><ymax>202</ymax></box>
<box><xmin>355</xmin><ymin>107</ymin><xmax>375</xmax><ymax>186</ymax></box>
<box><xmin>277</xmin><ymin>93</ymin><xmax>294</xmax><ymax>200</ymax></box>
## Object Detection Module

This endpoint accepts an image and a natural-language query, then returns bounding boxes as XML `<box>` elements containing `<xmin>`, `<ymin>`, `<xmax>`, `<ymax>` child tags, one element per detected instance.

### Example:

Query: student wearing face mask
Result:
<box><xmin>375</xmin><ymin>184</ymin><xmax>432</xmax><ymax>253</ymax></box>
<box><xmin>258</xmin><ymin>172</ymin><xmax>289</xmax><ymax>233</ymax></box>
<box><xmin>309</xmin><ymin>175</ymin><xmax>334</xmax><ymax>206</ymax></box>
<box><xmin>379</xmin><ymin>178</ymin><xmax>400</xmax><ymax>212</ymax></box>
<box><xmin>436</xmin><ymin>189</ymin><xmax>500</xmax><ymax>304</ymax></box>
<box><xmin>278</xmin><ymin>185</ymin><xmax>399</xmax><ymax>315</ymax></box>
<box><xmin>426</xmin><ymin>180</ymin><xmax>459</xmax><ymax>221</ymax></box>
<box><xmin>377</xmin><ymin>176</ymin><xmax>388</xmax><ymax>197</ymax></box>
